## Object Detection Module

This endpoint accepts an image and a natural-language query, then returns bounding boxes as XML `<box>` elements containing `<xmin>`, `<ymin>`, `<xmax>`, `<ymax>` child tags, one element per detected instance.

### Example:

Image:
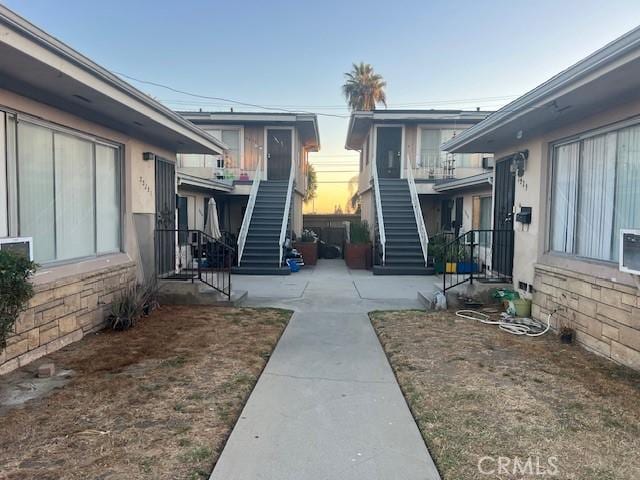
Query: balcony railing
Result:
<box><xmin>409</xmin><ymin>152</ymin><xmax>491</xmax><ymax>181</ymax></box>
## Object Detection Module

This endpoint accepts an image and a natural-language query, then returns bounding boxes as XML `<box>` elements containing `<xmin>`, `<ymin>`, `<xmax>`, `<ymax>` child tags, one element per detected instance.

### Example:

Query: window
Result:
<box><xmin>418</xmin><ymin>127</ymin><xmax>477</xmax><ymax>172</ymax></box>
<box><xmin>550</xmin><ymin>123</ymin><xmax>640</xmax><ymax>262</ymax></box>
<box><xmin>14</xmin><ymin>120</ymin><xmax>121</xmax><ymax>263</ymax></box>
<box><xmin>479</xmin><ymin>196</ymin><xmax>492</xmax><ymax>246</ymax></box>
<box><xmin>204</xmin><ymin>127</ymin><xmax>242</xmax><ymax>168</ymax></box>
<box><xmin>178</xmin><ymin>153</ymin><xmax>221</xmax><ymax>169</ymax></box>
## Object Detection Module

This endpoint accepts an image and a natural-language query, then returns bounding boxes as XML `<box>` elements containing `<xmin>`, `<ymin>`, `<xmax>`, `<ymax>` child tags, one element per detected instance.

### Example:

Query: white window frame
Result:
<box><xmin>263</xmin><ymin>126</ymin><xmax>296</xmax><ymax>181</ymax></box>
<box><xmin>0</xmin><ymin>111</ymin><xmax>7</xmax><ymax>237</ymax></box>
<box><xmin>203</xmin><ymin>125</ymin><xmax>245</xmax><ymax>170</ymax></box>
<box><xmin>6</xmin><ymin>111</ymin><xmax>123</xmax><ymax>265</ymax></box>
<box><xmin>547</xmin><ymin>116</ymin><xmax>640</xmax><ymax>263</ymax></box>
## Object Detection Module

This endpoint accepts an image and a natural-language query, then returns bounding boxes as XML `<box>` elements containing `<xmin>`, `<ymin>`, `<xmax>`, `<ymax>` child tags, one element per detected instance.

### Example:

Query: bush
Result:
<box><xmin>350</xmin><ymin>221</ymin><xmax>371</xmax><ymax>244</ymax></box>
<box><xmin>300</xmin><ymin>229</ymin><xmax>317</xmax><ymax>243</ymax></box>
<box><xmin>108</xmin><ymin>281</ymin><xmax>159</xmax><ymax>331</ymax></box>
<box><xmin>0</xmin><ymin>251</ymin><xmax>37</xmax><ymax>348</ymax></box>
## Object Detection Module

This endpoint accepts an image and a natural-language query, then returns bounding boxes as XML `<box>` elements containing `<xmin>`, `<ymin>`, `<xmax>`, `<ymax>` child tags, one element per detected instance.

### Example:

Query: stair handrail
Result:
<box><xmin>278</xmin><ymin>156</ymin><xmax>295</xmax><ymax>266</ymax></box>
<box><xmin>406</xmin><ymin>159</ymin><xmax>429</xmax><ymax>266</ymax></box>
<box><xmin>372</xmin><ymin>157</ymin><xmax>386</xmax><ymax>265</ymax></box>
<box><xmin>237</xmin><ymin>156</ymin><xmax>263</xmax><ymax>265</ymax></box>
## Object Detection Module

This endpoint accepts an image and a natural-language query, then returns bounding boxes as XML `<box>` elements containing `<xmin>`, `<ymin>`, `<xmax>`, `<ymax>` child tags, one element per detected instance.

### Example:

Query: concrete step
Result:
<box><xmin>232</xmin><ymin>265</ymin><xmax>290</xmax><ymax>275</ymax></box>
<box><xmin>373</xmin><ymin>265</ymin><xmax>434</xmax><ymax>275</ymax></box>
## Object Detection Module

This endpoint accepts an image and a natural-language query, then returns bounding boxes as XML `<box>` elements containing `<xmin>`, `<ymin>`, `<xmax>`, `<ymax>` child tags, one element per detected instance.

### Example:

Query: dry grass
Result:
<box><xmin>370</xmin><ymin>309</ymin><xmax>640</xmax><ymax>480</ymax></box>
<box><xmin>0</xmin><ymin>305</ymin><xmax>291</xmax><ymax>480</ymax></box>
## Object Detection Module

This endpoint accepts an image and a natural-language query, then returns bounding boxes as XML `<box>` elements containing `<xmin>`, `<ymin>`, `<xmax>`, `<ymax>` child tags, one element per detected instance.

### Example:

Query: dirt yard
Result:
<box><xmin>370</xmin><ymin>310</ymin><xmax>640</xmax><ymax>480</ymax></box>
<box><xmin>0</xmin><ymin>305</ymin><xmax>291</xmax><ymax>480</ymax></box>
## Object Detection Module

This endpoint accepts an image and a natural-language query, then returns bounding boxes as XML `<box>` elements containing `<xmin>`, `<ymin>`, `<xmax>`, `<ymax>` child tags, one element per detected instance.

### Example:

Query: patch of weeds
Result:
<box><xmin>139</xmin><ymin>456</ymin><xmax>155</xmax><ymax>474</ymax></box>
<box><xmin>178</xmin><ymin>437</ymin><xmax>192</xmax><ymax>447</ymax></box>
<box><xmin>187</xmin><ymin>392</ymin><xmax>205</xmax><ymax>401</ymax></box>
<box><xmin>161</xmin><ymin>355</ymin><xmax>187</xmax><ymax>368</ymax></box>
<box><xmin>188</xmin><ymin>470</ymin><xmax>209</xmax><ymax>480</ymax></box>
<box><xmin>174</xmin><ymin>403</ymin><xmax>186</xmax><ymax>413</ymax></box>
<box><xmin>139</xmin><ymin>383</ymin><xmax>162</xmax><ymax>392</ymax></box>
<box><xmin>180</xmin><ymin>446</ymin><xmax>212</xmax><ymax>463</ymax></box>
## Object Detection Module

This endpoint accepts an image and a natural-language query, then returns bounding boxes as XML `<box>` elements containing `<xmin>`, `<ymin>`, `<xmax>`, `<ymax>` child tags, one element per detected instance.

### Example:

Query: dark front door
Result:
<box><xmin>492</xmin><ymin>157</ymin><xmax>515</xmax><ymax>278</ymax></box>
<box><xmin>441</xmin><ymin>199</ymin><xmax>452</xmax><ymax>231</ymax></box>
<box><xmin>155</xmin><ymin>157</ymin><xmax>176</xmax><ymax>276</ymax></box>
<box><xmin>454</xmin><ymin>196</ymin><xmax>464</xmax><ymax>236</ymax></box>
<box><xmin>267</xmin><ymin>129</ymin><xmax>292</xmax><ymax>180</ymax></box>
<box><xmin>376</xmin><ymin>127</ymin><xmax>402</xmax><ymax>178</ymax></box>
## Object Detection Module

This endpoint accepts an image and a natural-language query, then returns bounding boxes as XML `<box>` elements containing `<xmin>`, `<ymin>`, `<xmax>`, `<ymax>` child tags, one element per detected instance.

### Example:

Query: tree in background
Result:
<box><xmin>342</xmin><ymin>62</ymin><xmax>387</xmax><ymax>111</ymax></box>
<box><xmin>304</xmin><ymin>163</ymin><xmax>317</xmax><ymax>203</ymax></box>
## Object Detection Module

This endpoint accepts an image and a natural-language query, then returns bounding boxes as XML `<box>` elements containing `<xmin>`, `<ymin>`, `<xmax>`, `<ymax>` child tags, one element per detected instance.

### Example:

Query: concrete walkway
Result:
<box><xmin>210</xmin><ymin>260</ymin><xmax>441</xmax><ymax>480</ymax></box>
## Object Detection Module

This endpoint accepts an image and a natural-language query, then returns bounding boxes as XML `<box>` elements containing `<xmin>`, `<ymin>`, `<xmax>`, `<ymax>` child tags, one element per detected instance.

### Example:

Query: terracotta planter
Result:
<box><xmin>294</xmin><ymin>241</ymin><xmax>318</xmax><ymax>266</ymax></box>
<box><xmin>345</xmin><ymin>242</ymin><xmax>372</xmax><ymax>269</ymax></box>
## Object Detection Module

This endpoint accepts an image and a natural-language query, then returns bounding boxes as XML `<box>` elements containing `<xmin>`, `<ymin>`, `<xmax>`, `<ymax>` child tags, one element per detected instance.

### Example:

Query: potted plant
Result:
<box><xmin>345</xmin><ymin>221</ymin><xmax>372</xmax><ymax>269</ymax></box>
<box><xmin>294</xmin><ymin>229</ymin><xmax>319</xmax><ymax>266</ymax></box>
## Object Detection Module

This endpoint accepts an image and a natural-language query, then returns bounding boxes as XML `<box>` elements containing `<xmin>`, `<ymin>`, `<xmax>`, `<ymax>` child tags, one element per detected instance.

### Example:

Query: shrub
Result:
<box><xmin>109</xmin><ymin>280</ymin><xmax>161</xmax><ymax>331</ymax></box>
<box><xmin>349</xmin><ymin>221</ymin><xmax>371</xmax><ymax>244</ymax></box>
<box><xmin>300</xmin><ymin>229</ymin><xmax>317</xmax><ymax>243</ymax></box>
<box><xmin>0</xmin><ymin>250</ymin><xmax>37</xmax><ymax>348</ymax></box>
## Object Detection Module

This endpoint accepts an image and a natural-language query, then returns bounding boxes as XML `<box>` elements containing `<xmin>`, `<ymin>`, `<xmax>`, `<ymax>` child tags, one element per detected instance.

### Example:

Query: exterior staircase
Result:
<box><xmin>233</xmin><ymin>180</ymin><xmax>291</xmax><ymax>275</ymax></box>
<box><xmin>373</xmin><ymin>178</ymin><xmax>433</xmax><ymax>275</ymax></box>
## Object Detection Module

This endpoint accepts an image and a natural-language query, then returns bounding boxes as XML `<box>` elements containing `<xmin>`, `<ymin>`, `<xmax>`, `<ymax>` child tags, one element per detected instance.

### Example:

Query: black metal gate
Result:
<box><xmin>155</xmin><ymin>157</ymin><xmax>176</xmax><ymax>276</ymax></box>
<box><xmin>492</xmin><ymin>157</ymin><xmax>515</xmax><ymax>277</ymax></box>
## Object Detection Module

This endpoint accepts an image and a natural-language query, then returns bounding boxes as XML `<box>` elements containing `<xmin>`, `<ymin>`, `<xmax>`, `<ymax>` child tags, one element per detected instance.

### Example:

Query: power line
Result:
<box><xmin>113</xmin><ymin>71</ymin><xmax>349</xmax><ymax>118</ymax></box>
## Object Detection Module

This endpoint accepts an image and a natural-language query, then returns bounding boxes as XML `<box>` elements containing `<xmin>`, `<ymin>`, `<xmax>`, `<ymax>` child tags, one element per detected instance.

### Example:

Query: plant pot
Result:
<box><xmin>345</xmin><ymin>242</ymin><xmax>371</xmax><ymax>269</ymax></box>
<box><xmin>456</xmin><ymin>262</ymin><xmax>479</xmax><ymax>274</ymax></box>
<box><xmin>294</xmin><ymin>241</ymin><xmax>318</xmax><ymax>266</ymax></box>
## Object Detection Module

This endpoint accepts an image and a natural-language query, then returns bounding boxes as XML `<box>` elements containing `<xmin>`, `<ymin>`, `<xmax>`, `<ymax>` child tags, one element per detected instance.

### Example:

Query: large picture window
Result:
<box><xmin>15</xmin><ymin>120</ymin><xmax>121</xmax><ymax>263</ymax></box>
<box><xmin>550</xmin><ymin>123</ymin><xmax>640</xmax><ymax>262</ymax></box>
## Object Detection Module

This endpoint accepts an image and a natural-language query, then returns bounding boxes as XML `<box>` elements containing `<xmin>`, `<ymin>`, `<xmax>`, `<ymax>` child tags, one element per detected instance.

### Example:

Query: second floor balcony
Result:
<box><xmin>409</xmin><ymin>152</ymin><xmax>494</xmax><ymax>181</ymax></box>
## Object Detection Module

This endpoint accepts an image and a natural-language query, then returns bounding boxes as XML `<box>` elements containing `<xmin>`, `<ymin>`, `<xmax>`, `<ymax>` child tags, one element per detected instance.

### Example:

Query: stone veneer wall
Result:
<box><xmin>532</xmin><ymin>264</ymin><xmax>640</xmax><ymax>371</ymax></box>
<box><xmin>0</xmin><ymin>261</ymin><xmax>136</xmax><ymax>375</ymax></box>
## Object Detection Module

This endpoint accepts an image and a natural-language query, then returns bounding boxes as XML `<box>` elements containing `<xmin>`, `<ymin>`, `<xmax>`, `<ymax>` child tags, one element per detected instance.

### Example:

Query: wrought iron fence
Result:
<box><xmin>440</xmin><ymin>229</ymin><xmax>514</xmax><ymax>292</ymax></box>
<box><xmin>155</xmin><ymin>229</ymin><xmax>234</xmax><ymax>300</ymax></box>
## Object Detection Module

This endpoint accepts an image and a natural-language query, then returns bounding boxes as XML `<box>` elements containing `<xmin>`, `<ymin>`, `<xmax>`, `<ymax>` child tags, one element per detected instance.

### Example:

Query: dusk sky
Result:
<box><xmin>4</xmin><ymin>0</ymin><xmax>640</xmax><ymax>213</ymax></box>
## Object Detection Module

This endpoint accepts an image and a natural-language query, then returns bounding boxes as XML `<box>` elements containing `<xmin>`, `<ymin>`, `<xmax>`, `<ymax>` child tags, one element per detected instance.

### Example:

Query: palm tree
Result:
<box><xmin>342</xmin><ymin>62</ymin><xmax>387</xmax><ymax>111</ymax></box>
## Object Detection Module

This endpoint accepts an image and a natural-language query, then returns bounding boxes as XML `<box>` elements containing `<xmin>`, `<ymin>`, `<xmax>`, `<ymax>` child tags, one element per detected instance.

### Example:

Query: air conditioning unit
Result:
<box><xmin>619</xmin><ymin>229</ymin><xmax>640</xmax><ymax>275</ymax></box>
<box><xmin>0</xmin><ymin>237</ymin><xmax>33</xmax><ymax>260</ymax></box>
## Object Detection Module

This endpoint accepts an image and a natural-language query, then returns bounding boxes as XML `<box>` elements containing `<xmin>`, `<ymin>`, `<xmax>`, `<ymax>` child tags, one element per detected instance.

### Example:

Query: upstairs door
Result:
<box><xmin>267</xmin><ymin>129</ymin><xmax>292</xmax><ymax>180</ymax></box>
<box><xmin>492</xmin><ymin>157</ymin><xmax>515</xmax><ymax>278</ymax></box>
<box><xmin>376</xmin><ymin>126</ymin><xmax>402</xmax><ymax>178</ymax></box>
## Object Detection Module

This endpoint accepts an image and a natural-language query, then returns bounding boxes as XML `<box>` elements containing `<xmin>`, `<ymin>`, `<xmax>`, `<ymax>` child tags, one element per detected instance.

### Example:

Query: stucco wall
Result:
<box><xmin>490</xmin><ymin>96</ymin><xmax>640</xmax><ymax>370</ymax></box>
<box><xmin>494</xmin><ymin>96</ymin><xmax>640</xmax><ymax>295</ymax></box>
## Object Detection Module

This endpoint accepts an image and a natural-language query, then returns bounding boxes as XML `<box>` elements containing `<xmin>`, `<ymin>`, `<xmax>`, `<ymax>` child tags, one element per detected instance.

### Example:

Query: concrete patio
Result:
<box><xmin>209</xmin><ymin>260</ymin><xmax>441</xmax><ymax>480</ymax></box>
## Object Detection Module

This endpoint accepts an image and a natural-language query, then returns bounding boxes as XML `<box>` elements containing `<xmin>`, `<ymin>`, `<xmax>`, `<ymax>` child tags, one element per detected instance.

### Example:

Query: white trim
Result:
<box><xmin>373</xmin><ymin>124</ymin><xmax>404</xmax><ymax>179</ymax></box>
<box><xmin>264</xmin><ymin>126</ymin><xmax>295</xmax><ymax>181</ymax></box>
<box><xmin>0</xmin><ymin>111</ymin><xmax>7</xmax><ymax>237</ymax></box>
<box><xmin>619</xmin><ymin>229</ymin><xmax>640</xmax><ymax>275</ymax></box>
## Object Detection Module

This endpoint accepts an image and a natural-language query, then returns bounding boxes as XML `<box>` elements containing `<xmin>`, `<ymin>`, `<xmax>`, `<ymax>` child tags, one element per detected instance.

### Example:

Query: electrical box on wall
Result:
<box><xmin>619</xmin><ymin>229</ymin><xmax>640</xmax><ymax>275</ymax></box>
<box><xmin>516</xmin><ymin>206</ymin><xmax>532</xmax><ymax>224</ymax></box>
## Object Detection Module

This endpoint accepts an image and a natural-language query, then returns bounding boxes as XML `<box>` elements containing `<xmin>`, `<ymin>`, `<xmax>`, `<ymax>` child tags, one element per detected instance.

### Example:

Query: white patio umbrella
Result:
<box><xmin>204</xmin><ymin>197</ymin><xmax>222</xmax><ymax>240</ymax></box>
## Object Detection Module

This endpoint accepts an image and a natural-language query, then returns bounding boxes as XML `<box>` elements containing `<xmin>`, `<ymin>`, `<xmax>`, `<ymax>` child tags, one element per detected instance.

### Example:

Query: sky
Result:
<box><xmin>4</xmin><ymin>0</ymin><xmax>640</xmax><ymax>213</ymax></box>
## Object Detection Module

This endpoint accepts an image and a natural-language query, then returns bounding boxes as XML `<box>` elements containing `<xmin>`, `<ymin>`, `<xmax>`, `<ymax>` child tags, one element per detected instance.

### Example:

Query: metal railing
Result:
<box><xmin>278</xmin><ymin>155</ymin><xmax>295</xmax><ymax>267</ymax></box>
<box><xmin>372</xmin><ymin>161</ymin><xmax>386</xmax><ymax>265</ymax></box>
<box><xmin>440</xmin><ymin>229</ymin><xmax>514</xmax><ymax>292</ymax></box>
<box><xmin>237</xmin><ymin>156</ymin><xmax>263</xmax><ymax>265</ymax></box>
<box><xmin>406</xmin><ymin>160</ymin><xmax>429</xmax><ymax>266</ymax></box>
<box><xmin>155</xmin><ymin>229</ymin><xmax>234</xmax><ymax>300</ymax></box>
